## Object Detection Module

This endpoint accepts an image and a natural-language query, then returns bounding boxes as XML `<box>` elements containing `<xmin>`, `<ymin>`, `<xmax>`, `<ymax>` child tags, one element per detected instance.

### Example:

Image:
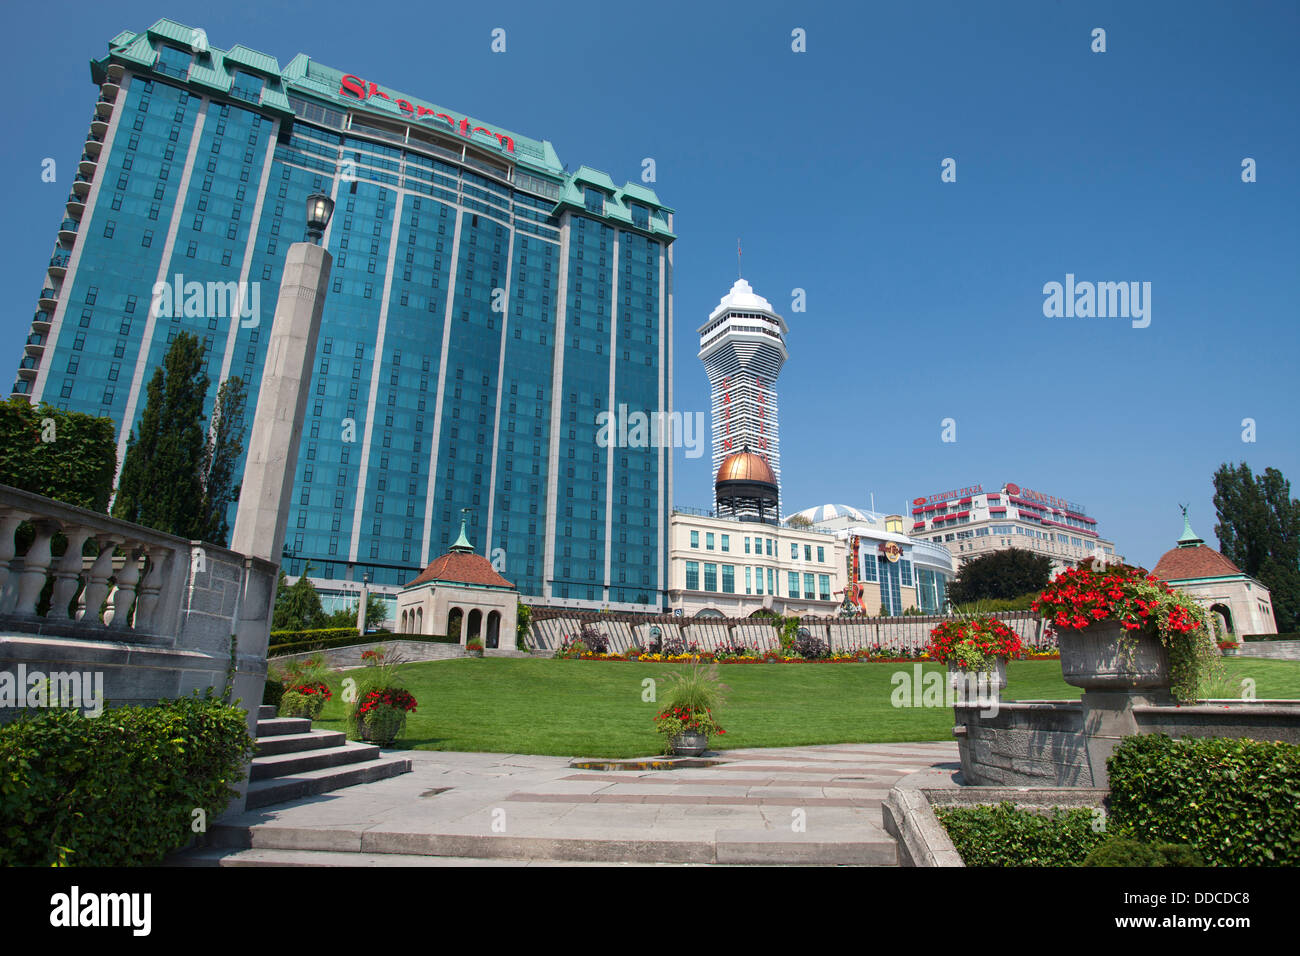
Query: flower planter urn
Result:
<box><xmin>946</xmin><ymin>657</ymin><xmax>1007</xmax><ymax>704</ymax></box>
<box><xmin>1056</xmin><ymin>619</ymin><xmax>1171</xmax><ymax>691</ymax></box>
<box><xmin>1221</xmin><ymin>645</ymin><xmax>1241</xmax><ymax>657</ymax></box>
<box><xmin>670</xmin><ymin>731</ymin><xmax>708</xmax><ymax>756</ymax></box>
<box><xmin>465</xmin><ymin>647</ymin><xmax>484</xmax><ymax>658</ymax></box>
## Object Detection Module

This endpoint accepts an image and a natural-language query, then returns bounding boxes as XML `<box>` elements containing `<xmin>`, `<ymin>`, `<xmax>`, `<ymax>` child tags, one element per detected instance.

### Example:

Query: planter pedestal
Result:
<box><xmin>1058</xmin><ymin>621</ymin><xmax>1173</xmax><ymax>788</ymax></box>
<box><xmin>670</xmin><ymin>732</ymin><xmax>708</xmax><ymax>756</ymax></box>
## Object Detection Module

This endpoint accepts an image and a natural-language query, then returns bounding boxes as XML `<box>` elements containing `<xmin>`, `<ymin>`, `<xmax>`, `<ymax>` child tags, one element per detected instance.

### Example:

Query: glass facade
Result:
<box><xmin>18</xmin><ymin>22</ymin><xmax>675</xmax><ymax>610</ymax></box>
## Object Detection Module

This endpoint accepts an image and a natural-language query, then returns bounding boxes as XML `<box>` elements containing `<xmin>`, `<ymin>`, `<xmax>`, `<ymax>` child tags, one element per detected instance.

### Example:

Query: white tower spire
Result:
<box><xmin>698</xmin><ymin>277</ymin><xmax>788</xmax><ymax>503</ymax></box>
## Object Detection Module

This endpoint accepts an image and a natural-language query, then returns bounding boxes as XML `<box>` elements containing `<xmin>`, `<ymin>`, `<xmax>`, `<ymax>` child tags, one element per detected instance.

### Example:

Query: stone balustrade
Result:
<box><xmin>0</xmin><ymin>485</ymin><xmax>191</xmax><ymax>638</ymax></box>
<box><xmin>0</xmin><ymin>483</ymin><xmax>280</xmax><ymax>726</ymax></box>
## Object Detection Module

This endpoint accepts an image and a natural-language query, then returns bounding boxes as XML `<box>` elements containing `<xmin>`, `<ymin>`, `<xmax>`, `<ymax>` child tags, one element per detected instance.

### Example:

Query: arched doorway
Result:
<box><xmin>467</xmin><ymin>608</ymin><xmax>483</xmax><ymax>642</ymax></box>
<box><xmin>486</xmin><ymin>610</ymin><xmax>501</xmax><ymax>648</ymax></box>
<box><xmin>447</xmin><ymin>606</ymin><xmax>464</xmax><ymax>642</ymax></box>
<box><xmin>1211</xmin><ymin>603</ymin><xmax>1234</xmax><ymax>637</ymax></box>
<box><xmin>415</xmin><ymin>607</ymin><xmax>423</xmax><ymax>635</ymax></box>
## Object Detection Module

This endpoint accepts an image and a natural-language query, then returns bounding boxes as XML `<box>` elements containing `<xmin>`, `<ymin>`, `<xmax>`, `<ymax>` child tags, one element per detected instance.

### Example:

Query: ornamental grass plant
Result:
<box><xmin>654</xmin><ymin>660</ymin><xmax>728</xmax><ymax>753</ymax></box>
<box><xmin>346</xmin><ymin>645</ymin><xmax>417</xmax><ymax>744</ymax></box>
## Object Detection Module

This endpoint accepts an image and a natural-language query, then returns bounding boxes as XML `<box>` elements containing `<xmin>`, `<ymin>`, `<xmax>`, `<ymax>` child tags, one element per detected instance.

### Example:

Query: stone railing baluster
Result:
<box><xmin>0</xmin><ymin>509</ymin><xmax>30</xmax><ymax>612</ymax></box>
<box><xmin>107</xmin><ymin>545</ymin><xmax>143</xmax><ymax>629</ymax></box>
<box><xmin>132</xmin><ymin>546</ymin><xmax>168</xmax><ymax>631</ymax></box>
<box><xmin>78</xmin><ymin>536</ymin><xmax>119</xmax><ymax>624</ymax></box>
<box><xmin>13</xmin><ymin>519</ymin><xmax>58</xmax><ymax>615</ymax></box>
<box><xmin>47</xmin><ymin>527</ymin><xmax>93</xmax><ymax>620</ymax></box>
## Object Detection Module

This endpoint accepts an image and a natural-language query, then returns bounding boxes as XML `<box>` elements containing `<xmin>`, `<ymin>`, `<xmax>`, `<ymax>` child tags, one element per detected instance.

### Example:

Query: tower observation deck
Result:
<box><xmin>697</xmin><ymin>278</ymin><xmax>788</xmax><ymax>505</ymax></box>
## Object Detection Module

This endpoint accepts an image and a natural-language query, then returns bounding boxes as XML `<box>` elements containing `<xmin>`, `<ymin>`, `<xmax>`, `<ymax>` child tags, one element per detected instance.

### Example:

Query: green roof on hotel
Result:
<box><xmin>92</xmin><ymin>19</ymin><xmax>672</xmax><ymax>235</ymax></box>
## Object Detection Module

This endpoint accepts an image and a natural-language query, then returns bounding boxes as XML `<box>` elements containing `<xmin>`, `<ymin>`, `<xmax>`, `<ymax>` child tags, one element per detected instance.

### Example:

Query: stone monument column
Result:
<box><xmin>225</xmin><ymin>240</ymin><xmax>332</xmax><ymax>813</ymax></box>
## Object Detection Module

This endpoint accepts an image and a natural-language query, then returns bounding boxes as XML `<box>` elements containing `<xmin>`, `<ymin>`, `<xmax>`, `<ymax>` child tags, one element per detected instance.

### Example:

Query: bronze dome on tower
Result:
<box><xmin>715</xmin><ymin>445</ymin><xmax>779</xmax><ymax>524</ymax></box>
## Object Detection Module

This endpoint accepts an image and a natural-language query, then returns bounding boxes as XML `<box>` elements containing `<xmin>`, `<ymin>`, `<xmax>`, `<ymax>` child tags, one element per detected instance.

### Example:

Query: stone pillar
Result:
<box><xmin>224</xmin><ymin>241</ymin><xmax>331</xmax><ymax>814</ymax></box>
<box><xmin>357</xmin><ymin>576</ymin><xmax>369</xmax><ymax>635</ymax></box>
<box><xmin>1080</xmin><ymin>691</ymin><xmax>1171</xmax><ymax>789</ymax></box>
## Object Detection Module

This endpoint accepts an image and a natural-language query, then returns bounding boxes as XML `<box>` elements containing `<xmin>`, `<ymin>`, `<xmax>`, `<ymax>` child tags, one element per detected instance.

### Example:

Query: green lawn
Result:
<box><xmin>306</xmin><ymin>657</ymin><xmax>1300</xmax><ymax>758</ymax></box>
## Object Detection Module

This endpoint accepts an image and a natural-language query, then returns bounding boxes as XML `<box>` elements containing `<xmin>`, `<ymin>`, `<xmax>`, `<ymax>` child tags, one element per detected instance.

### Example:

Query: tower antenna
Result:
<box><xmin>737</xmin><ymin>238</ymin><xmax>742</xmax><ymax>279</ymax></box>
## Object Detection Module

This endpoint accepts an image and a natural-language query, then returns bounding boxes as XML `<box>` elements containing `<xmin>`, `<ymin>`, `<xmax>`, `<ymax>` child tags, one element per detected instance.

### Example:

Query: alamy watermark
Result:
<box><xmin>1</xmin><ymin>665</ymin><xmax>104</xmax><ymax>717</ymax></box>
<box><xmin>151</xmin><ymin>272</ymin><xmax>261</xmax><ymax>328</ymax></box>
<box><xmin>595</xmin><ymin>405</ymin><xmax>705</xmax><ymax>458</ymax></box>
<box><xmin>890</xmin><ymin>664</ymin><xmax>1000</xmax><ymax>717</ymax></box>
<box><xmin>1042</xmin><ymin>274</ymin><xmax>1151</xmax><ymax>328</ymax></box>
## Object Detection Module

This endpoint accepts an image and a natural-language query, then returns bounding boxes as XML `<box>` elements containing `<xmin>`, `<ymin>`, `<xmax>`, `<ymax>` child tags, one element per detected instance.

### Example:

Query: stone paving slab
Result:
<box><xmin>188</xmin><ymin>742</ymin><xmax>959</xmax><ymax>866</ymax></box>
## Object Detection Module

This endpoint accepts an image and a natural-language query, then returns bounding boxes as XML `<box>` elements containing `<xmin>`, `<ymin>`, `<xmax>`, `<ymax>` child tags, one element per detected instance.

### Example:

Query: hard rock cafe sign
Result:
<box><xmin>879</xmin><ymin>541</ymin><xmax>903</xmax><ymax>563</ymax></box>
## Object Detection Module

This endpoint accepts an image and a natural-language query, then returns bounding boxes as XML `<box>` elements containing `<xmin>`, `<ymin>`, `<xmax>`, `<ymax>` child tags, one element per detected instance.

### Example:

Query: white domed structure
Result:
<box><xmin>788</xmin><ymin>503</ymin><xmax>873</xmax><ymax>525</ymax></box>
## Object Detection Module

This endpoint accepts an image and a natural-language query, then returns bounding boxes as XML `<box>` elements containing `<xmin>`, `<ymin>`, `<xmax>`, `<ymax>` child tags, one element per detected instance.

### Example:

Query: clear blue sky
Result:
<box><xmin>3</xmin><ymin>0</ymin><xmax>1296</xmax><ymax>569</ymax></box>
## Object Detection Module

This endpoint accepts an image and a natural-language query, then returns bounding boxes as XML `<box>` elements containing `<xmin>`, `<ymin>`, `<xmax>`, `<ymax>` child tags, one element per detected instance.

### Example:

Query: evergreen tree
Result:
<box><xmin>112</xmin><ymin>333</ymin><xmax>209</xmax><ymax>538</ymax></box>
<box><xmin>200</xmin><ymin>376</ymin><xmax>248</xmax><ymax>546</ymax></box>
<box><xmin>1213</xmin><ymin>463</ymin><xmax>1300</xmax><ymax>632</ymax></box>
<box><xmin>272</xmin><ymin>566</ymin><xmax>327</xmax><ymax>632</ymax></box>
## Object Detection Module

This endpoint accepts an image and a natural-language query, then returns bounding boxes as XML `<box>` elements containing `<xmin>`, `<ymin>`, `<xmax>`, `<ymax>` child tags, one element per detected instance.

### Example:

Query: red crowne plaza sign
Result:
<box><xmin>338</xmin><ymin>74</ymin><xmax>515</xmax><ymax>153</ymax></box>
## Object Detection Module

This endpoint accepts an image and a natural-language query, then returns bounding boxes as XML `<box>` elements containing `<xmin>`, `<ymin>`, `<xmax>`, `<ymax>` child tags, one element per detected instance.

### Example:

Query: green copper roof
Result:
<box><xmin>91</xmin><ymin>19</ymin><xmax>672</xmax><ymax>233</ymax></box>
<box><xmin>450</xmin><ymin>518</ymin><xmax>474</xmax><ymax>553</ymax></box>
<box><xmin>1177</xmin><ymin>509</ymin><xmax>1204</xmax><ymax>547</ymax></box>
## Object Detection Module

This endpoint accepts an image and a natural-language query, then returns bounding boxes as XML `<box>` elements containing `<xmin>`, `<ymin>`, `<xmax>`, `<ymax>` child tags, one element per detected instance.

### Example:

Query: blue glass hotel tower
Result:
<box><xmin>14</xmin><ymin>20</ymin><xmax>676</xmax><ymax>611</ymax></box>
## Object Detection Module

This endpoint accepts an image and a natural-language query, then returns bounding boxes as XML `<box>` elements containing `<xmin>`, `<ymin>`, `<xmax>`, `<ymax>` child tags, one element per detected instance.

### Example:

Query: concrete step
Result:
<box><xmin>254</xmin><ymin>730</ymin><xmax>347</xmax><ymax>757</ymax></box>
<box><xmin>250</xmin><ymin>742</ymin><xmax>383</xmax><ymax>781</ymax></box>
<box><xmin>241</xmin><ymin>755</ymin><xmax>412</xmax><ymax>810</ymax></box>
<box><xmin>256</xmin><ymin>716</ymin><xmax>312</xmax><ymax>737</ymax></box>
<box><xmin>206</xmin><ymin>820</ymin><xmax>896</xmax><ymax>865</ymax></box>
<box><xmin>258</xmin><ymin>704</ymin><xmax>277</xmax><ymax>720</ymax></box>
<box><xmin>171</xmin><ymin>848</ymin><xmax>686</xmax><ymax>867</ymax></box>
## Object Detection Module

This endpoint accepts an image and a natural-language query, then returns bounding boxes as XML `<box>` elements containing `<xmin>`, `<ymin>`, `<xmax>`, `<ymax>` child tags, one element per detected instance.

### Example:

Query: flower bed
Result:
<box><xmin>556</xmin><ymin>649</ymin><xmax>1059</xmax><ymax>664</ymax></box>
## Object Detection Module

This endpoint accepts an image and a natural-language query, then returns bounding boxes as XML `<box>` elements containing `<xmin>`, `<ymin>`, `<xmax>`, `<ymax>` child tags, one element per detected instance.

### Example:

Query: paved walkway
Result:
<box><xmin>180</xmin><ymin>742</ymin><xmax>960</xmax><ymax>866</ymax></box>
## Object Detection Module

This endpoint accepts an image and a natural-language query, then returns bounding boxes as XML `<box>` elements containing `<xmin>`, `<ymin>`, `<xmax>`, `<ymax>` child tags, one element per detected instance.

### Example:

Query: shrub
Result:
<box><xmin>935</xmin><ymin>802</ymin><xmax>1106</xmax><ymax>867</ymax></box>
<box><xmin>790</xmin><ymin>632</ymin><xmax>830</xmax><ymax>660</ymax></box>
<box><xmin>262</xmin><ymin>678</ymin><xmax>285</xmax><ymax>708</ymax></box>
<box><xmin>1106</xmin><ymin>734</ymin><xmax>1300</xmax><ymax>866</ymax></box>
<box><xmin>579</xmin><ymin>624</ymin><xmax>609</xmax><ymax>654</ymax></box>
<box><xmin>0</xmin><ymin>691</ymin><xmax>254</xmax><ymax>866</ymax></box>
<box><xmin>1083</xmin><ymin>837</ymin><xmax>1205</xmax><ymax>867</ymax></box>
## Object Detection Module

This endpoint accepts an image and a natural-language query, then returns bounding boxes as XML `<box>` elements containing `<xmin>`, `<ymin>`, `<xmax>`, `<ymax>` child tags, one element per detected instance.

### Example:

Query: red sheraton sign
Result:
<box><xmin>338</xmin><ymin>74</ymin><xmax>515</xmax><ymax>153</ymax></box>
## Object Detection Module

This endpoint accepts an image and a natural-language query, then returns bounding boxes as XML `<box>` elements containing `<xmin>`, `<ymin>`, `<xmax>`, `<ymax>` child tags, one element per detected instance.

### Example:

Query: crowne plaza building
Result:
<box><xmin>14</xmin><ymin>19</ymin><xmax>676</xmax><ymax>612</ymax></box>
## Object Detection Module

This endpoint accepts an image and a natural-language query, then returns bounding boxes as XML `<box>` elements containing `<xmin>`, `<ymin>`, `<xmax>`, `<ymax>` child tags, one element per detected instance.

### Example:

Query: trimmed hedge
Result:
<box><xmin>0</xmin><ymin>692</ymin><xmax>254</xmax><ymax>866</ymax></box>
<box><xmin>934</xmin><ymin>802</ymin><xmax>1105</xmax><ymax>866</ymax></box>
<box><xmin>268</xmin><ymin>632</ymin><xmax>457</xmax><ymax>656</ymax></box>
<box><xmin>1106</xmin><ymin>734</ymin><xmax>1300</xmax><ymax>866</ymax></box>
<box><xmin>268</xmin><ymin>626</ymin><xmax>358</xmax><ymax>652</ymax></box>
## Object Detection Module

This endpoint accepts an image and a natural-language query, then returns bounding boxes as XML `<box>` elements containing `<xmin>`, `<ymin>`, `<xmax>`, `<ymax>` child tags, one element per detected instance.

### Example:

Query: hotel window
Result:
<box><xmin>788</xmin><ymin>571</ymin><xmax>800</xmax><ymax>596</ymax></box>
<box><xmin>790</xmin><ymin>542</ymin><xmax>798</xmax><ymax>560</ymax></box>
<box><xmin>745</xmin><ymin>567</ymin><xmax>752</xmax><ymax>594</ymax></box>
<box><xmin>705</xmin><ymin>533</ymin><xmax>714</xmax><ymax>550</ymax></box>
<box><xmin>744</xmin><ymin>537</ymin><xmax>751</xmax><ymax>554</ymax></box>
<box><xmin>768</xmin><ymin>568</ymin><xmax>775</xmax><ymax>594</ymax></box>
<box><xmin>685</xmin><ymin>562</ymin><xmax>699</xmax><ymax>590</ymax></box>
<box><xmin>721</xmin><ymin>534</ymin><xmax>730</xmax><ymax>552</ymax></box>
<box><xmin>900</xmin><ymin>560</ymin><xmax>913</xmax><ymax>587</ymax></box>
<box><xmin>755</xmin><ymin>567</ymin><xmax>764</xmax><ymax>594</ymax></box>
<box><xmin>703</xmin><ymin>563</ymin><xmax>718</xmax><ymax>592</ymax></box>
<box><xmin>804</xmin><ymin>573</ymin><xmax>815</xmax><ymax>600</ymax></box>
<box><xmin>804</xmin><ymin>544</ymin><xmax>812</xmax><ymax>561</ymax></box>
<box><xmin>721</xmin><ymin>565</ymin><xmax>735</xmax><ymax>594</ymax></box>
<box><xmin>817</xmin><ymin>546</ymin><xmax>825</xmax><ymax>563</ymax></box>
<box><xmin>818</xmin><ymin>575</ymin><xmax>831</xmax><ymax>601</ymax></box>
<box><xmin>766</xmin><ymin>539</ymin><xmax>773</xmax><ymax>556</ymax></box>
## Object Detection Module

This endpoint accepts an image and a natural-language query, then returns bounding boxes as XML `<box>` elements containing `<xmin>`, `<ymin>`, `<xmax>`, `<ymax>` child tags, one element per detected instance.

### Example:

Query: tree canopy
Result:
<box><xmin>1213</xmin><ymin>462</ymin><xmax>1300</xmax><ymax>632</ymax></box>
<box><xmin>0</xmin><ymin>399</ymin><xmax>116</xmax><ymax>511</ymax></box>
<box><xmin>947</xmin><ymin>547</ymin><xmax>1054</xmax><ymax>605</ymax></box>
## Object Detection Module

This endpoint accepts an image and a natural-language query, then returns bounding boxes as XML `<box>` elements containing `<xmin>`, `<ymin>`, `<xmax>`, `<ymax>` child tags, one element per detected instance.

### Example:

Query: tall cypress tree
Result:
<box><xmin>113</xmin><ymin>333</ymin><xmax>210</xmax><ymax>539</ymax></box>
<box><xmin>1213</xmin><ymin>462</ymin><xmax>1300</xmax><ymax>632</ymax></box>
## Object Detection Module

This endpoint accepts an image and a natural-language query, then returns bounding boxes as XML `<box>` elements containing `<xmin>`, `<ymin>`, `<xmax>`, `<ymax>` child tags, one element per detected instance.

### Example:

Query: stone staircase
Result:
<box><xmin>246</xmin><ymin>705</ymin><xmax>412</xmax><ymax>810</ymax></box>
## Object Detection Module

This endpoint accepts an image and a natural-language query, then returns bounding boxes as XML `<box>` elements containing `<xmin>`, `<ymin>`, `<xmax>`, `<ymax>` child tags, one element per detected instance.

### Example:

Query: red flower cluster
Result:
<box><xmin>925</xmin><ymin>618</ymin><xmax>1022</xmax><ymax>666</ymax></box>
<box><xmin>290</xmin><ymin>681</ymin><xmax>332</xmax><ymax>701</ymax></box>
<box><xmin>357</xmin><ymin>688</ymin><xmax>417</xmax><ymax>716</ymax></box>
<box><xmin>653</xmin><ymin>705</ymin><xmax>724</xmax><ymax>736</ymax></box>
<box><xmin>1032</xmin><ymin>563</ymin><xmax>1200</xmax><ymax>636</ymax></box>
